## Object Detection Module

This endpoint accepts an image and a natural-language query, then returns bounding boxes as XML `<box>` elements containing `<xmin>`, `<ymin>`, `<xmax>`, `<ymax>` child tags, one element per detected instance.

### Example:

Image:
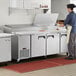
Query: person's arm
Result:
<box><xmin>64</xmin><ymin>14</ymin><xmax>71</xmax><ymax>26</ymax></box>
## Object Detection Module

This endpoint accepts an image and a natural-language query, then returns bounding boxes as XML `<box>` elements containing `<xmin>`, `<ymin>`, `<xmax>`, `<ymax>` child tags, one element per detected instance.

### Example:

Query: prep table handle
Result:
<box><xmin>38</xmin><ymin>36</ymin><xmax>45</xmax><ymax>39</ymax></box>
<box><xmin>61</xmin><ymin>34</ymin><xmax>67</xmax><ymax>37</ymax></box>
<box><xmin>47</xmin><ymin>35</ymin><xmax>54</xmax><ymax>38</ymax></box>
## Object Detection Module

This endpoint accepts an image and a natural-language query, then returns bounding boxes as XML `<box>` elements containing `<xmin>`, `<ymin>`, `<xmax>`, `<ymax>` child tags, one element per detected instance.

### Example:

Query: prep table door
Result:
<box><xmin>60</xmin><ymin>34</ymin><xmax>68</xmax><ymax>53</ymax></box>
<box><xmin>31</xmin><ymin>34</ymin><xmax>46</xmax><ymax>57</ymax></box>
<box><xmin>47</xmin><ymin>33</ymin><xmax>59</xmax><ymax>55</ymax></box>
<box><xmin>0</xmin><ymin>37</ymin><xmax>11</xmax><ymax>62</ymax></box>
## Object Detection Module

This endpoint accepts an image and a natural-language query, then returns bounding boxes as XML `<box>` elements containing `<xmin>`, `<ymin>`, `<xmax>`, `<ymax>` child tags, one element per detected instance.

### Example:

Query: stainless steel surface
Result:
<box><xmin>60</xmin><ymin>33</ymin><xmax>68</xmax><ymax>54</ymax></box>
<box><xmin>33</xmin><ymin>13</ymin><xmax>58</xmax><ymax>26</ymax></box>
<box><xmin>0</xmin><ymin>36</ymin><xmax>11</xmax><ymax>62</ymax></box>
<box><xmin>31</xmin><ymin>34</ymin><xmax>46</xmax><ymax>57</ymax></box>
<box><xmin>5</xmin><ymin>24</ymin><xmax>32</xmax><ymax>28</ymax></box>
<box><xmin>11</xmin><ymin>35</ymin><xmax>30</xmax><ymax>62</ymax></box>
<box><xmin>47</xmin><ymin>33</ymin><xmax>59</xmax><ymax>55</ymax></box>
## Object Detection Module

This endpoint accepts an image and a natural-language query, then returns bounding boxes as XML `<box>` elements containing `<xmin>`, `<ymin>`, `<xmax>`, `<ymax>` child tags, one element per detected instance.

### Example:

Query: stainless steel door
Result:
<box><xmin>0</xmin><ymin>37</ymin><xmax>11</xmax><ymax>62</ymax></box>
<box><xmin>31</xmin><ymin>34</ymin><xmax>46</xmax><ymax>57</ymax></box>
<box><xmin>60</xmin><ymin>34</ymin><xmax>68</xmax><ymax>53</ymax></box>
<box><xmin>47</xmin><ymin>33</ymin><xmax>59</xmax><ymax>55</ymax></box>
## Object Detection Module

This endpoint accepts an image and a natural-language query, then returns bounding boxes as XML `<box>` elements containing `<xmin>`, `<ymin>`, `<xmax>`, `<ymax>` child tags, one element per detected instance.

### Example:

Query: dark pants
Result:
<box><xmin>68</xmin><ymin>33</ymin><xmax>76</xmax><ymax>57</ymax></box>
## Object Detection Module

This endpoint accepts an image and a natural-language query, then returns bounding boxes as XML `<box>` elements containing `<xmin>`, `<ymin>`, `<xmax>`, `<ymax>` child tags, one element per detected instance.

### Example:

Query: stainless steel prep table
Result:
<box><xmin>4</xmin><ymin>24</ymin><xmax>68</xmax><ymax>62</ymax></box>
<box><xmin>3</xmin><ymin>14</ymin><xmax>67</xmax><ymax>62</ymax></box>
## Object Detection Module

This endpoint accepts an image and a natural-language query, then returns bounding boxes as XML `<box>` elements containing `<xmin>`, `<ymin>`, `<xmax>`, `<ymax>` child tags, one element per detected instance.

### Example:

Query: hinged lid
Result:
<box><xmin>33</xmin><ymin>13</ymin><xmax>59</xmax><ymax>26</ymax></box>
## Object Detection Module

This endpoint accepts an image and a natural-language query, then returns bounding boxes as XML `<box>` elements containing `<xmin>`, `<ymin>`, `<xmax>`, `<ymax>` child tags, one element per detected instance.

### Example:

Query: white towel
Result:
<box><xmin>66</xmin><ymin>25</ymin><xmax>72</xmax><ymax>44</ymax></box>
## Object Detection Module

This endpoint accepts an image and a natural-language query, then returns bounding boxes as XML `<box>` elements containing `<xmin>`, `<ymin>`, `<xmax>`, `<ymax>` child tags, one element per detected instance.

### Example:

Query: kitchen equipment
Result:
<box><xmin>4</xmin><ymin>13</ymin><xmax>67</xmax><ymax>61</ymax></box>
<box><xmin>11</xmin><ymin>34</ymin><xmax>30</xmax><ymax>62</ymax></box>
<box><xmin>4</xmin><ymin>24</ymin><xmax>33</xmax><ymax>62</ymax></box>
<box><xmin>0</xmin><ymin>33</ymin><xmax>12</xmax><ymax>62</ymax></box>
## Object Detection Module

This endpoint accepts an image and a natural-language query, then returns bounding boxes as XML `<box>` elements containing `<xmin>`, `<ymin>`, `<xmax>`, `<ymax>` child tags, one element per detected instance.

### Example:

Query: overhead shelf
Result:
<box><xmin>8</xmin><ymin>7</ymin><xmax>49</xmax><ymax>15</ymax></box>
<box><xmin>9</xmin><ymin>0</ymin><xmax>49</xmax><ymax>15</ymax></box>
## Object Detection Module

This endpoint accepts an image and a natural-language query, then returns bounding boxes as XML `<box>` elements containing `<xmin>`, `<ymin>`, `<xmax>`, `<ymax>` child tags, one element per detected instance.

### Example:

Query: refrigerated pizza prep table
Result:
<box><xmin>4</xmin><ymin>14</ymin><xmax>68</xmax><ymax>62</ymax></box>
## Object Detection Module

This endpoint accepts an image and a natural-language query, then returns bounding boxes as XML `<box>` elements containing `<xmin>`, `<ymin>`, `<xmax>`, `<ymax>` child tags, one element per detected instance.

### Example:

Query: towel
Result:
<box><xmin>66</xmin><ymin>25</ymin><xmax>72</xmax><ymax>44</ymax></box>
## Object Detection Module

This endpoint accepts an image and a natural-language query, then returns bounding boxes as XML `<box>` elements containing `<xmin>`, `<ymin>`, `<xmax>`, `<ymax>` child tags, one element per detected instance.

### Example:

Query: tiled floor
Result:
<box><xmin>0</xmin><ymin>63</ymin><xmax>76</xmax><ymax>76</ymax></box>
<box><xmin>0</xmin><ymin>55</ymin><xmax>76</xmax><ymax>76</ymax></box>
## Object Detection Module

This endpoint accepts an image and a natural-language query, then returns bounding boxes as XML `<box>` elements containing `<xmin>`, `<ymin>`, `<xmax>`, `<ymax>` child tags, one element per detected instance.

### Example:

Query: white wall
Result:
<box><xmin>0</xmin><ymin>0</ymin><xmax>51</xmax><ymax>26</ymax></box>
<box><xmin>51</xmin><ymin>0</ymin><xmax>70</xmax><ymax>20</ymax></box>
<box><xmin>70</xmin><ymin>0</ymin><xmax>76</xmax><ymax>13</ymax></box>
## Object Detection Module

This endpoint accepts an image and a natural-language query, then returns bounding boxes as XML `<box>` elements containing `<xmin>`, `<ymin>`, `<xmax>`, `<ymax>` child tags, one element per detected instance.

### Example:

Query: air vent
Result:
<box><xmin>20</xmin><ymin>49</ymin><xmax>29</xmax><ymax>58</ymax></box>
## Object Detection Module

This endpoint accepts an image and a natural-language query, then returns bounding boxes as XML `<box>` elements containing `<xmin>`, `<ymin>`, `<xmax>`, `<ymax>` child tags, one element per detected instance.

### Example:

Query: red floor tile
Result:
<box><xmin>3</xmin><ymin>60</ymin><xmax>59</xmax><ymax>73</ymax></box>
<box><xmin>3</xmin><ymin>57</ymin><xmax>76</xmax><ymax>73</ymax></box>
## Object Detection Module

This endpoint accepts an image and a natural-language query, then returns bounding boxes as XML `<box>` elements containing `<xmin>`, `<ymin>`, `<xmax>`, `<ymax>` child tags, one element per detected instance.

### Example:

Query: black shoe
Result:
<box><xmin>65</xmin><ymin>57</ymin><xmax>74</xmax><ymax>60</ymax></box>
<box><xmin>68</xmin><ymin>55</ymin><xmax>72</xmax><ymax>57</ymax></box>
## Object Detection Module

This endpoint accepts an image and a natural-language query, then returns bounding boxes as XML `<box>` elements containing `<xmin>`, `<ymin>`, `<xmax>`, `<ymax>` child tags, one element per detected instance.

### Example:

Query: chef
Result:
<box><xmin>64</xmin><ymin>4</ymin><xmax>76</xmax><ymax>60</ymax></box>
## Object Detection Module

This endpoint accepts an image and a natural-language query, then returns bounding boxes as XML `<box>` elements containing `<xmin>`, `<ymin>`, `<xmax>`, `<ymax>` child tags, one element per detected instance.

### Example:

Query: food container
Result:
<box><xmin>56</xmin><ymin>20</ymin><xmax>64</xmax><ymax>27</ymax></box>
